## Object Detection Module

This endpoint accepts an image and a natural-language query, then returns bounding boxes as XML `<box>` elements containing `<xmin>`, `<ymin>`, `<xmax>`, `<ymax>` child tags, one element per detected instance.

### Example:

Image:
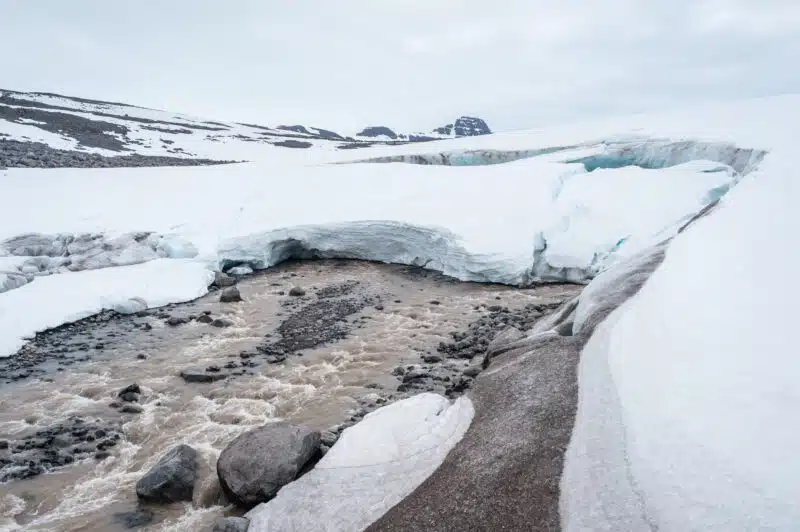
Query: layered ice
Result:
<box><xmin>561</xmin><ymin>151</ymin><xmax>800</xmax><ymax>530</ymax></box>
<box><xmin>246</xmin><ymin>393</ymin><xmax>474</xmax><ymax>531</ymax></box>
<box><xmin>1</xmin><ymin>95</ymin><xmax>795</xmax><ymax>358</ymax></box>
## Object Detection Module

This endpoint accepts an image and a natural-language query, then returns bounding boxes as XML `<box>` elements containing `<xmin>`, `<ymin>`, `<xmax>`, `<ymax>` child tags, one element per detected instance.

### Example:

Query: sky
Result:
<box><xmin>1</xmin><ymin>0</ymin><xmax>799</xmax><ymax>133</ymax></box>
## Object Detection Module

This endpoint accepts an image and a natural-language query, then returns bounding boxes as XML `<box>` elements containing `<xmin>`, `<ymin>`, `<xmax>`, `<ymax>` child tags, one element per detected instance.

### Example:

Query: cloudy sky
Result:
<box><xmin>2</xmin><ymin>0</ymin><xmax>799</xmax><ymax>132</ymax></box>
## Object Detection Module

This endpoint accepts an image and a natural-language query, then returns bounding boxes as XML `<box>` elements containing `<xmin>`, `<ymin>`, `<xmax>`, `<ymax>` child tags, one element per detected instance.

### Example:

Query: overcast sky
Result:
<box><xmin>2</xmin><ymin>0</ymin><xmax>799</xmax><ymax>132</ymax></box>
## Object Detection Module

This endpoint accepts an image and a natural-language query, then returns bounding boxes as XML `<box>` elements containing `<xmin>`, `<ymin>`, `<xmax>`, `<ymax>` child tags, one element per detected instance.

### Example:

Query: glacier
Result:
<box><xmin>561</xmin><ymin>146</ymin><xmax>800</xmax><ymax>529</ymax></box>
<box><xmin>0</xmin><ymin>95</ymin><xmax>795</xmax><ymax>359</ymax></box>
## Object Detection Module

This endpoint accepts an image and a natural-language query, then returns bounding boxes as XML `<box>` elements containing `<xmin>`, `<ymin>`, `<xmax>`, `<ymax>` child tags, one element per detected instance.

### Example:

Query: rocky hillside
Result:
<box><xmin>0</xmin><ymin>89</ymin><xmax>493</xmax><ymax>168</ymax></box>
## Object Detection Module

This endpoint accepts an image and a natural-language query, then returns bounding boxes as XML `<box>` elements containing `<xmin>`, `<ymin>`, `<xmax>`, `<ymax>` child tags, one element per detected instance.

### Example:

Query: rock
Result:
<box><xmin>212</xmin><ymin>516</ymin><xmax>250</xmax><ymax>532</ymax></box>
<box><xmin>320</xmin><ymin>430</ymin><xmax>339</xmax><ymax>447</ymax></box>
<box><xmin>430</xmin><ymin>300</ymin><xmax>441</xmax><ymax>305</ymax></box>
<box><xmin>166</xmin><ymin>316</ymin><xmax>187</xmax><ymax>326</ymax></box>
<box><xmin>206</xmin><ymin>365</ymin><xmax>221</xmax><ymax>373</ymax></box>
<box><xmin>118</xmin><ymin>383</ymin><xmax>141</xmax><ymax>396</ymax></box>
<box><xmin>228</xmin><ymin>265</ymin><xmax>253</xmax><ymax>276</ymax></box>
<box><xmin>220</xmin><ymin>287</ymin><xmax>242</xmax><ymax>303</ymax></box>
<box><xmin>214</xmin><ymin>271</ymin><xmax>237</xmax><ymax>287</ymax></box>
<box><xmin>196</xmin><ymin>314</ymin><xmax>213</xmax><ymax>324</ymax></box>
<box><xmin>463</xmin><ymin>365</ymin><xmax>482</xmax><ymax>378</ymax></box>
<box><xmin>180</xmin><ymin>369</ymin><xmax>226</xmax><ymax>383</ymax></box>
<box><xmin>422</xmin><ymin>354</ymin><xmax>443</xmax><ymax>363</ymax></box>
<box><xmin>136</xmin><ymin>353</ymin><xmax>148</xmax><ymax>360</ymax></box>
<box><xmin>288</xmin><ymin>286</ymin><xmax>306</xmax><ymax>297</ymax></box>
<box><xmin>136</xmin><ymin>444</ymin><xmax>198</xmax><ymax>503</ymax></box>
<box><xmin>212</xmin><ymin>318</ymin><xmax>235</xmax><ymax>328</ymax></box>
<box><xmin>119</xmin><ymin>392</ymin><xmax>139</xmax><ymax>403</ymax></box>
<box><xmin>113</xmin><ymin>508</ymin><xmax>154</xmax><ymax>529</ymax></box>
<box><xmin>120</xmin><ymin>404</ymin><xmax>144</xmax><ymax>414</ymax></box>
<box><xmin>217</xmin><ymin>422</ymin><xmax>320</xmax><ymax>508</ymax></box>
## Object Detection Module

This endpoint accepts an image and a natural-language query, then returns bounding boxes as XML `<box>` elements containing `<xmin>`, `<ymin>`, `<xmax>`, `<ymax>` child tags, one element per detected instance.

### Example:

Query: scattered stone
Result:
<box><xmin>217</xmin><ymin>422</ymin><xmax>320</xmax><ymax>508</ymax></box>
<box><xmin>136</xmin><ymin>444</ymin><xmax>198</xmax><ymax>503</ymax></box>
<box><xmin>120</xmin><ymin>404</ymin><xmax>144</xmax><ymax>414</ymax></box>
<box><xmin>118</xmin><ymin>383</ymin><xmax>141</xmax><ymax>396</ymax></box>
<box><xmin>212</xmin><ymin>318</ymin><xmax>235</xmax><ymax>328</ymax></box>
<box><xmin>430</xmin><ymin>300</ymin><xmax>441</xmax><ymax>305</ymax></box>
<box><xmin>320</xmin><ymin>430</ymin><xmax>339</xmax><ymax>447</ymax></box>
<box><xmin>288</xmin><ymin>286</ymin><xmax>306</xmax><ymax>297</ymax></box>
<box><xmin>463</xmin><ymin>365</ymin><xmax>482</xmax><ymax>378</ymax></box>
<box><xmin>212</xmin><ymin>516</ymin><xmax>251</xmax><ymax>532</ymax></box>
<box><xmin>136</xmin><ymin>354</ymin><xmax>148</xmax><ymax>360</ymax></box>
<box><xmin>206</xmin><ymin>365</ymin><xmax>221</xmax><ymax>373</ymax></box>
<box><xmin>422</xmin><ymin>354</ymin><xmax>443</xmax><ymax>363</ymax></box>
<box><xmin>166</xmin><ymin>316</ymin><xmax>187</xmax><ymax>326</ymax></box>
<box><xmin>180</xmin><ymin>369</ymin><xmax>226</xmax><ymax>383</ymax></box>
<box><xmin>196</xmin><ymin>314</ymin><xmax>214</xmax><ymax>324</ymax></box>
<box><xmin>119</xmin><ymin>392</ymin><xmax>140</xmax><ymax>403</ymax></box>
<box><xmin>220</xmin><ymin>287</ymin><xmax>242</xmax><ymax>303</ymax></box>
<box><xmin>113</xmin><ymin>508</ymin><xmax>154</xmax><ymax>529</ymax></box>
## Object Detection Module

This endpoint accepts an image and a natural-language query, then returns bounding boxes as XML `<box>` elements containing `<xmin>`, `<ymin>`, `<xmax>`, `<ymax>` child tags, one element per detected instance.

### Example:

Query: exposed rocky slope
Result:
<box><xmin>0</xmin><ymin>88</ymin><xmax>493</xmax><ymax>167</ymax></box>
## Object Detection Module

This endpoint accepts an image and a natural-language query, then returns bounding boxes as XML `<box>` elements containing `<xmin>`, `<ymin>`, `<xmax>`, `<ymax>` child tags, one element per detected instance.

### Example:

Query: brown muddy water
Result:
<box><xmin>0</xmin><ymin>260</ymin><xmax>578</xmax><ymax>531</ymax></box>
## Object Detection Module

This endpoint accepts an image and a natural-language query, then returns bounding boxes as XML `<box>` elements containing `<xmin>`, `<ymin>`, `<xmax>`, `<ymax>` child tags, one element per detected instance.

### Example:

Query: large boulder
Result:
<box><xmin>136</xmin><ymin>444</ymin><xmax>198</xmax><ymax>503</ymax></box>
<box><xmin>220</xmin><ymin>286</ymin><xmax>242</xmax><ymax>303</ymax></box>
<box><xmin>217</xmin><ymin>422</ymin><xmax>320</xmax><ymax>508</ymax></box>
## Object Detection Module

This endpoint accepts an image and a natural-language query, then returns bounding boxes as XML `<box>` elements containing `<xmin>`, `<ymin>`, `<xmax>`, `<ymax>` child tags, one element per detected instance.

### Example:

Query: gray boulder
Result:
<box><xmin>212</xmin><ymin>516</ymin><xmax>250</xmax><ymax>532</ymax></box>
<box><xmin>180</xmin><ymin>369</ymin><xmax>227</xmax><ymax>383</ymax></box>
<box><xmin>217</xmin><ymin>422</ymin><xmax>320</xmax><ymax>508</ymax></box>
<box><xmin>135</xmin><ymin>444</ymin><xmax>198</xmax><ymax>503</ymax></box>
<box><xmin>220</xmin><ymin>286</ymin><xmax>242</xmax><ymax>303</ymax></box>
<box><xmin>288</xmin><ymin>286</ymin><xmax>306</xmax><ymax>297</ymax></box>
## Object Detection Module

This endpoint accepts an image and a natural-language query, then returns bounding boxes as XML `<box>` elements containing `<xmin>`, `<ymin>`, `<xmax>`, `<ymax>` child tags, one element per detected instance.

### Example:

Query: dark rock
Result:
<box><xmin>180</xmin><ymin>369</ymin><xmax>226</xmax><ymax>383</ymax></box>
<box><xmin>119</xmin><ymin>392</ymin><xmax>140</xmax><ymax>403</ymax></box>
<box><xmin>136</xmin><ymin>444</ymin><xmax>198</xmax><ymax>503</ymax></box>
<box><xmin>113</xmin><ymin>508</ymin><xmax>154</xmax><ymax>529</ymax></box>
<box><xmin>212</xmin><ymin>318</ymin><xmax>235</xmax><ymax>328</ymax></box>
<box><xmin>288</xmin><ymin>286</ymin><xmax>306</xmax><ymax>297</ymax></box>
<box><xmin>320</xmin><ymin>430</ymin><xmax>339</xmax><ymax>447</ymax></box>
<box><xmin>166</xmin><ymin>316</ymin><xmax>187</xmax><ymax>326</ymax></box>
<box><xmin>374</xmin><ymin>305</ymin><xmax>384</xmax><ymax>311</ymax></box>
<box><xmin>212</xmin><ymin>516</ymin><xmax>251</xmax><ymax>532</ymax></box>
<box><xmin>422</xmin><ymin>355</ymin><xmax>443</xmax><ymax>363</ymax></box>
<box><xmin>196</xmin><ymin>314</ymin><xmax>214</xmax><ymax>324</ymax></box>
<box><xmin>120</xmin><ymin>404</ymin><xmax>143</xmax><ymax>414</ymax></box>
<box><xmin>118</xmin><ymin>383</ymin><xmax>141</xmax><ymax>396</ymax></box>
<box><xmin>217</xmin><ymin>422</ymin><xmax>320</xmax><ymax>508</ymax></box>
<box><xmin>206</xmin><ymin>365</ymin><xmax>221</xmax><ymax>373</ymax></box>
<box><xmin>220</xmin><ymin>287</ymin><xmax>242</xmax><ymax>303</ymax></box>
<box><xmin>463</xmin><ymin>365</ymin><xmax>482</xmax><ymax>378</ymax></box>
<box><xmin>429</xmin><ymin>300</ymin><xmax>441</xmax><ymax>305</ymax></box>
<box><xmin>136</xmin><ymin>354</ymin><xmax>148</xmax><ymax>360</ymax></box>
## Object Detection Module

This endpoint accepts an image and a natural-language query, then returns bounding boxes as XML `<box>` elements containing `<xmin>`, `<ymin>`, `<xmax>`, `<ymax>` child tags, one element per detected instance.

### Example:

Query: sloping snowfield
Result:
<box><xmin>0</xmin><ymin>95</ymin><xmax>796</xmax><ymax>359</ymax></box>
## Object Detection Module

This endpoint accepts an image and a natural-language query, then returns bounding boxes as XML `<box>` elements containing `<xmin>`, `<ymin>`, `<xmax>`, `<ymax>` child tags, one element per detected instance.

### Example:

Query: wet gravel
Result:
<box><xmin>0</xmin><ymin>416</ymin><xmax>123</xmax><ymax>482</ymax></box>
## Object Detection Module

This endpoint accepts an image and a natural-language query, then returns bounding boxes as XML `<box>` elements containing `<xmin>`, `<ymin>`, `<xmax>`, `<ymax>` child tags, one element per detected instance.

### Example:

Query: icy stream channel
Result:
<box><xmin>0</xmin><ymin>260</ymin><xmax>577</xmax><ymax>531</ymax></box>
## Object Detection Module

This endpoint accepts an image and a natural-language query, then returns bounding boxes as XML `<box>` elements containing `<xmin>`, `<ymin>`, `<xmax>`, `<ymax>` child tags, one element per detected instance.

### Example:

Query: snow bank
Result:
<box><xmin>561</xmin><ymin>151</ymin><xmax>800</xmax><ymax>529</ymax></box>
<box><xmin>0</xmin><ymin>259</ymin><xmax>212</xmax><ymax>356</ymax></box>
<box><xmin>246</xmin><ymin>393</ymin><xmax>474</xmax><ymax>531</ymax></box>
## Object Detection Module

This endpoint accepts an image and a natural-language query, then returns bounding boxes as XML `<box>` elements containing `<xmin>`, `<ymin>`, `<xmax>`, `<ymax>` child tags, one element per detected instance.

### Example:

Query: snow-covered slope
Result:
<box><xmin>0</xmin><ymin>94</ymin><xmax>796</xmax><ymax>358</ymax></box>
<box><xmin>561</xmin><ymin>136</ymin><xmax>799</xmax><ymax>530</ymax></box>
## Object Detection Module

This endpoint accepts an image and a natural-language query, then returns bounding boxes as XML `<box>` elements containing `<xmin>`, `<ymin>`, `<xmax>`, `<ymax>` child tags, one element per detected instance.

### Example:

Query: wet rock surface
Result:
<box><xmin>135</xmin><ymin>444</ymin><xmax>198</xmax><ymax>503</ymax></box>
<box><xmin>0</xmin><ymin>416</ymin><xmax>123</xmax><ymax>482</ymax></box>
<box><xmin>217</xmin><ymin>422</ymin><xmax>321</xmax><ymax>508</ymax></box>
<box><xmin>0</xmin><ymin>138</ymin><xmax>236</xmax><ymax>168</ymax></box>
